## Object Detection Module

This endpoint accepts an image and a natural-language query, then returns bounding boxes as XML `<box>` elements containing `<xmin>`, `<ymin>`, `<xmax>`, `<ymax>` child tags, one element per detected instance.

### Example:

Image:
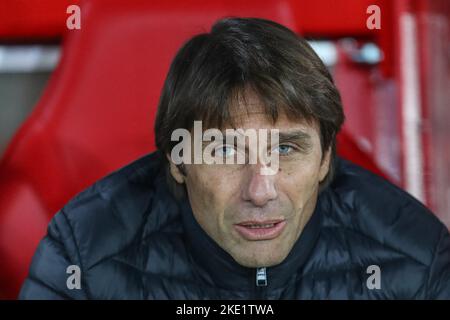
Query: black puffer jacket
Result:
<box><xmin>19</xmin><ymin>151</ymin><xmax>450</xmax><ymax>299</ymax></box>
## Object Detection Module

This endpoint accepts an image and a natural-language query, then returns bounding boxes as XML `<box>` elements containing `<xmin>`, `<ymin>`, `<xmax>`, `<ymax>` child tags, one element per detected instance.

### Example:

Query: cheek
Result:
<box><xmin>279</xmin><ymin>156</ymin><xmax>322</xmax><ymax>206</ymax></box>
<box><xmin>185</xmin><ymin>166</ymin><xmax>239</xmax><ymax>218</ymax></box>
<box><xmin>186</xmin><ymin>170</ymin><xmax>213</xmax><ymax>209</ymax></box>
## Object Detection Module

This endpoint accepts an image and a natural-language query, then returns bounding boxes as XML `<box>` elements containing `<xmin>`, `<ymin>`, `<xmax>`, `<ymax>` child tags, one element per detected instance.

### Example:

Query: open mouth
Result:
<box><xmin>234</xmin><ymin>219</ymin><xmax>286</xmax><ymax>241</ymax></box>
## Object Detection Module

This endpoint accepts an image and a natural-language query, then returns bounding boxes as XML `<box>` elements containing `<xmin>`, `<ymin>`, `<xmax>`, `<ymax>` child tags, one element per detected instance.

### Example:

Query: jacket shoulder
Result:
<box><xmin>54</xmin><ymin>151</ymin><xmax>172</xmax><ymax>269</ymax></box>
<box><xmin>325</xmin><ymin>157</ymin><xmax>447</xmax><ymax>267</ymax></box>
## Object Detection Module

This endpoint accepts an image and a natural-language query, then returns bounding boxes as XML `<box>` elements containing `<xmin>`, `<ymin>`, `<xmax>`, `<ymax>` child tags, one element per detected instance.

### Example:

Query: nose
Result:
<box><xmin>241</xmin><ymin>163</ymin><xmax>278</xmax><ymax>207</ymax></box>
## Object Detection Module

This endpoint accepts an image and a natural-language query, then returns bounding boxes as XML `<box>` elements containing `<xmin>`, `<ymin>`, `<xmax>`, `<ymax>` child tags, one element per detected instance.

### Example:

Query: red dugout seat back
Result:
<box><xmin>0</xmin><ymin>0</ymin><xmax>385</xmax><ymax>299</ymax></box>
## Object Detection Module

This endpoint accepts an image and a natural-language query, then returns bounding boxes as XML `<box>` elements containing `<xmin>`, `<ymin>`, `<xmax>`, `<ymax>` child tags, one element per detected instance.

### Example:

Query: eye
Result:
<box><xmin>214</xmin><ymin>145</ymin><xmax>236</xmax><ymax>158</ymax></box>
<box><xmin>273</xmin><ymin>144</ymin><xmax>294</xmax><ymax>156</ymax></box>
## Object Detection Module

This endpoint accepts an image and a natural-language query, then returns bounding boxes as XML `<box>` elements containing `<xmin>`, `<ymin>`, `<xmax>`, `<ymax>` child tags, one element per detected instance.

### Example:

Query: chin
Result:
<box><xmin>232</xmin><ymin>247</ymin><xmax>289</xmax><ymax>268</ymax></box>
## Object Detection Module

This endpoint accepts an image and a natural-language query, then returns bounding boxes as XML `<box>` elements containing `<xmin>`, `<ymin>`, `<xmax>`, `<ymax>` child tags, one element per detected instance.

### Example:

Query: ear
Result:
<box><xmin>318</xmin><ymin>146</ymin><xmax>331</xmax><ymax>182</ymax></box>
<box><xmin>166</xmin><ymin>153</ymin><xmax>186</xmax><ymax>184</ymax></box>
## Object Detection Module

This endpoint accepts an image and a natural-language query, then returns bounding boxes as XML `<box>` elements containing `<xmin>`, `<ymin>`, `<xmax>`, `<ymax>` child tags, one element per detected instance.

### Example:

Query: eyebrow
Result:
<box><xmin>278</xmin><ymin>130</ymin><xmax>312</xmax><ymax>143</ymax></box>
<box><xmin>202</xmin><ymin>129</ymin><xmax>313</xmax><ymax>148</ymax></box>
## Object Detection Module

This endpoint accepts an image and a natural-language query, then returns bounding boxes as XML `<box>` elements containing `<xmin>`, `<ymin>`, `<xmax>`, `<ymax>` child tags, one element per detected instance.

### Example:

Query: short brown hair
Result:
<box><xmin>154</xmin><ymin>17</ymin><xmax>345</xmax><ymax>197</ymax></box>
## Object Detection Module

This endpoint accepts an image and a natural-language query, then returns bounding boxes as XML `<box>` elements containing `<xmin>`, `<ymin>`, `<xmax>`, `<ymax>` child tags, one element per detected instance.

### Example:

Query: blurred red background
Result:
<box><xmin>0</xmin><ymin>0</ymin><xmax>448</xmax><ymax>299</ymax></box>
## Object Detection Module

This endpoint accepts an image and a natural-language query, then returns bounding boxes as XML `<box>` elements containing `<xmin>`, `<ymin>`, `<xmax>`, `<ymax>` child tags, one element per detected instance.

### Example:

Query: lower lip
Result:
<box><xmin>234</xmin><ymin>221</ymin><xmax>286</xmax><ymax>241</ymax></box>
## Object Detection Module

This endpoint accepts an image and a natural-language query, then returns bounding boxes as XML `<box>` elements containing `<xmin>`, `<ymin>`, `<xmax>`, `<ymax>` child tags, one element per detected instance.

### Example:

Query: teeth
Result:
<box><xmin>246</xmin><ymin>223</ymin><xmax>275</xmax><ymax>229</ymax></box>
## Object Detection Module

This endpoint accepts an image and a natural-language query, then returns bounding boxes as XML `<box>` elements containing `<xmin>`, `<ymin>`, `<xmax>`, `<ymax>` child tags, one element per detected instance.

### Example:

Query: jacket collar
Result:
<box><xmin>179</xmin><ymin>192</ymin><xmax>324</xmax><ymax>291</ymax></box>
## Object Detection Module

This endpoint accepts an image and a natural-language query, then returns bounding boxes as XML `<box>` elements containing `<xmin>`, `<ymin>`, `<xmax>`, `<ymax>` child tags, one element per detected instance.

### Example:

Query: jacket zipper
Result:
<box><xmin>254</xmin><ymin>267</ymin><xmax>267</xmax><ymax>299</ymax></box>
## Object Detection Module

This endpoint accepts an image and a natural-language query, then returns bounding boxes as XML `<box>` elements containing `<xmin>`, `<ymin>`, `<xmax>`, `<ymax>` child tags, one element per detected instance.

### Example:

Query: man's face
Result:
<box><xmin>169</xmin><ymin>95</ymin><xmax>331</xmax><ymax>268</ymax></box>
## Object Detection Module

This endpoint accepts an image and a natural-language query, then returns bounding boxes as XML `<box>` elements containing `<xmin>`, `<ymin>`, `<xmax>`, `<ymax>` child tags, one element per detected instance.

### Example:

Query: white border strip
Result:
<box><xmin>400</xmin><ymin>14</ymin><xmax>425</xmax><ymax>201</ymax></box>
<box><xmin>0</xmin><ymin>45</ymin><xmax>60</xmax><ymax>72</ymax></box>
<box><xmin>0</xmin><ymin>41</ymin><xmax>342</xmax><ymax>73</ymax></box>
<box><xmin>309</xmin><ymin>41</ymin><xmax>338</xmax><ymax>66</ymax></box>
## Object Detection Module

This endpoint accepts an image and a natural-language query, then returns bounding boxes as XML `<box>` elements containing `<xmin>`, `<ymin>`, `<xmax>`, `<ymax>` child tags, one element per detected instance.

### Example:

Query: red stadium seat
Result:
<box><xmin>0</xmin><ymin>0</ymin><xmax>386</xmax><ymax>299</ymax></box>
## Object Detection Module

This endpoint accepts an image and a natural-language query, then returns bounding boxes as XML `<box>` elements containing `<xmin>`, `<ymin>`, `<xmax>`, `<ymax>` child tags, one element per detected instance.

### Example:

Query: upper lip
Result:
<box><xmin>236</xmin><ymin>219</ymin><xmax>285</xmax><ymax>226</ymax></box>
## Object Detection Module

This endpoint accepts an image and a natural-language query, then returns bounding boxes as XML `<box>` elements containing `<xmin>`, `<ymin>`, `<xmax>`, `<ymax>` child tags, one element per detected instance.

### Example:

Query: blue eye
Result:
<box><xmin>214</xmin><ymin>145</ymin><xmax>236</xmax><ymax>158</ymax></box>
<box><xmin>274</xmin><ymin>144</ymin><xmax>293</xmax><ymax>155</ymax></box>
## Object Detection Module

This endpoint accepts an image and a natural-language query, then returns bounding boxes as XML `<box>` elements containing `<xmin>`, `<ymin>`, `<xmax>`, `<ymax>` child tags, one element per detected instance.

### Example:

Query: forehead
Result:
<box><xmin>221</xmin><ymin>91</ymin><xmax>319</xmax><ymax>135</ymax></box>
